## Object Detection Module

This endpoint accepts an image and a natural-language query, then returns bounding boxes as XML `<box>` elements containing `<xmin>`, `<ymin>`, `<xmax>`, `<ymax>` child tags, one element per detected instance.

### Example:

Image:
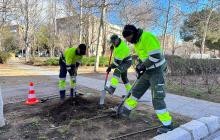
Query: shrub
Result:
<box><xmin>165</xmin><ymin>55</ymin><xmax>220</xmax><ymax>75</ymax></box>
<box><xmin>0</xmin><ymin>51</ymin><xmax>11</xmax><ymax>64</ymax></box>
<box><xmin>81</xmin><ymin>56</ymin><xmax>109</xmax><ymax>67</ymax></box>
<box><xmin>44</xmin><ymin>58</ymin><xmax>59</xmax><ymax>66</ymax></box>
<box><xmin>99</xmin><ymin>56</ymin><xmax>109</xmax><ymax>67</ymax></box>
<box><xmin>27</xmin><ymin>56</ymin><xmax>110</xmax><ymax>67</ymax></box>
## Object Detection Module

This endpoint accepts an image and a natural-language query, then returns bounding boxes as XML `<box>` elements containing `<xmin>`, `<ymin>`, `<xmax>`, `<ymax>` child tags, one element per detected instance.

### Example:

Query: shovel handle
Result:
<box><xmin>104</xmin><ymin>49</ymin><xmax>113</xmax><ymax>86</ymax></box>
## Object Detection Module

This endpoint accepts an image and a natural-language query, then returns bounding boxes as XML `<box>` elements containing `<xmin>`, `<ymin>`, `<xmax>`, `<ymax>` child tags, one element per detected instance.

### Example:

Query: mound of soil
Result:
<box><xmin>43</xmin><ymin>96</ymin><xmax>117</xmax><ymax>125</ymax></box>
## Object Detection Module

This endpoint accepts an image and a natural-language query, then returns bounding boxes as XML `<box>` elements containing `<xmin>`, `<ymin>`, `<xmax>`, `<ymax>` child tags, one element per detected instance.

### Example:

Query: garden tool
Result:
<box><xmin>99</xmin><ymin>49</ymin><xmax>113</xmax><ymax>107</ymax></box>
<box><xmin>116</xmin><ymin>69</ymin><xmax>144</xmax><ymax>116</ymax></box>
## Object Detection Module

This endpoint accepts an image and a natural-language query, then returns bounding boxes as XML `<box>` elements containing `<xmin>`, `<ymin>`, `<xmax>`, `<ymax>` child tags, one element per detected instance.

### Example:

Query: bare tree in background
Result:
<box><xmin>161</xmin><ymin>0</ymin><xmax>171</xmax><ymax>51</ymax></box>
<box><xmin>119</xmin><ymin>0</ymin><xmax>155</xmax><ymax>28</ymax></box>
<box><xmin>15</xmin><ymin>0</ymin><xmax>44</xmax><ymax>61</ymax></box>
<box><xmin>200</xmin><ymin>0</ymin><xmax>220</xmax><ymax>57</ymax></box>
<box><xmin>93</xmin><ymin>0</ymin><xmax>124</xmax><ymax>71</ymax></box>
<box><xmin>59</xmin><ymin>0</ymin><xmax>83</xmax><ymax>47</ymax></box>
<box><xmin>170</xmin><ymin>4</ymin><xmax>182</xmax><ymax>55</ymax></box>
<box><xmin>0</xmin><ymin>0</ymin><xmax>17</xmax><ymax>51</ymax></box>
<box><xmin>179</xmin><ymin>0</ymin><xmax>220</xmax><ymax>56</ymax></box>
<box><xmin>48</xmin><ymin>0</ymin><xmax>57</xmax><ymax>57</ymax></box>
<box><xmin>0</xmin><ymin>0</ymin><xmax>16</xmax><ymax>27</ymax></box>
<box><xmin>79</xmin><ymin>0</ymin><xmax>83</xmax><ymax>44</ymax></box>
<box><xmin>94</xmin><ymin>0</ymin><xmax>105</xmax><ymax>72</ymax></box>
<box><xmin>19</xmin><ymin>0</ymin><xmax>30</xmax><ymax>61</ymax></box>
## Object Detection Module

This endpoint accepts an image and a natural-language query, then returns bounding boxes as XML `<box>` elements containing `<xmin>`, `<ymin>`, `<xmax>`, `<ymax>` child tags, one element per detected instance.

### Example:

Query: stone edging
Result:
<box><xmin>152</xmin><ymin>115</ymin><xmax>220</xmax><ymax>140</ymax></box>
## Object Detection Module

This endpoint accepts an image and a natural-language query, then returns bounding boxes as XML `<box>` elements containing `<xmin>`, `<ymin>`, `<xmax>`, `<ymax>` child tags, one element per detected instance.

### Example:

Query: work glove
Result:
<box><xmin>67</xmin><ymin>64</ymin><xmax>75</xmax><ymax>76</ymax></box>
<box><xmin>135</xmin><ymin>63</ymin><xmax>146</xmax><ymax>79</ymax></box>
<box><xmin>106</xmin><ymin>66</ymin><xmax>112</xmax><ymax>73</ymax></box>
<box><xmin>76</xmin><ymin>62</ymin><xmax>81</xmax><ymax>67</ymax></box>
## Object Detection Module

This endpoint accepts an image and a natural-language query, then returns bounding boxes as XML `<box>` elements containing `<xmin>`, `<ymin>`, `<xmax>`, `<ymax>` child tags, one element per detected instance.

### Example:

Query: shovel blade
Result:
<box><xmin>99</xmin><ymin>90</ymin><xmax>107</xmax><ymax>105</ymax></box>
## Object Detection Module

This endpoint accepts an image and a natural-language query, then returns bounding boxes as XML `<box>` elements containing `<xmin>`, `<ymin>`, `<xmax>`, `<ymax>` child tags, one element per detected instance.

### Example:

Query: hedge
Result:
<box><xmin>29</xmin><ymin>56</ymin><xmax>110</xmax><ymax>67</ymax></box>
<box><xmin>81</xmin><ymin>56</ymin><xmax>109</xmax><ymax>66</ymax></box>
<box><xmin>165</xmin><ymin>55</ymin><xmax>220</xmax><ymax>75</ymax></box>
<box><xmin>29</xmin><ymin>55</ymin><xmax>220</xmax><ymax>76</ymax></box>
<box><xmin>44</xmin><ymin>58</ymin><xmax>59</xmax><ymax>66</ymax></box>
<box><xmin>0</xmin><ymin>51</ymin><xmax>11</xmax><ymax>64</ymax></box>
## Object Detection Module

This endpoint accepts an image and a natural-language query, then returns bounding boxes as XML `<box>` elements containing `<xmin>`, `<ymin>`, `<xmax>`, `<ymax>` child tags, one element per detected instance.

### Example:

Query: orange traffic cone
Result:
<box><xmin>25</xmin><ymin>82</ymin><xmax>39</xmax><ymax>105</ymax></box>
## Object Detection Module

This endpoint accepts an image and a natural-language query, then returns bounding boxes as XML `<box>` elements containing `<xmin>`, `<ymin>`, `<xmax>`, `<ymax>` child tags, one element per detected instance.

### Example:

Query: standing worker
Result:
<box><xmin>105</xmin><ymin>35</ymin><xmax>132</xmax><ymax>95</ymax></box>
<box><xmin>59</xmin><ymin>44</ymin><xmax>87</xmax><ymax>101</ymax></box>
<box><xmin>120</xmin><ymin>25</ymin><xmax>173</xmax><ymax>134</ymax></box>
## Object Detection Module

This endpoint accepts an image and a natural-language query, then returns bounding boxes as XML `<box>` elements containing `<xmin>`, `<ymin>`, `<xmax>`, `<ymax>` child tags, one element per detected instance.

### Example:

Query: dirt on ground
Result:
<box><xmin>166</xmin><ymin>75</ymin><xmax>220</xmax><ymax>103</ymax></box>
<box><xmin>0</xmin><ymin>90</ymin><xmax>190</xmax><ymax>140</ymax></box>
<box><xmin>0</xmin><ymin>62</ymin><xmax>190</xmax><ymax>139</ymax></box>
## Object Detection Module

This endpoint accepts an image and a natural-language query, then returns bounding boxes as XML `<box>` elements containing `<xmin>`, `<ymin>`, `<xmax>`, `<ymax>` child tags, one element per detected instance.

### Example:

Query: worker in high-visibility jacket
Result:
<box><xmin>120</xmin><ymin>25</ymin><xmax>173</xmax><ymax>134</ymax></box>
<box><xmin>105</xmin><ymin>35</ymin><xmax>132</xmax><ymax>95</ymax></box>
<box><xmin>59</xmin><ymin>44</ymin><xmax>87</xmax><ymax>101</ymax></box>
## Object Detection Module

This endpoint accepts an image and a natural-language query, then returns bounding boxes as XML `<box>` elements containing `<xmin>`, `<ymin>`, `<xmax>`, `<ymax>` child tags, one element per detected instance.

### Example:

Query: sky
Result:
<box><xmin>106</xmin><ymin>0</ymin><xmax>209</xmax><ymax>40</ymax></box>
<box><xmin>8</xmin><ymin>0</ymin><xmax>210</xmax><ymax>43</ymax></box>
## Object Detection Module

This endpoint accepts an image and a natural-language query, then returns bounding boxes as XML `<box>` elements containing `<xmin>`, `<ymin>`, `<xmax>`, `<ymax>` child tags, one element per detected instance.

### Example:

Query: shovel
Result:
<box><xmin>99</xmin><ymin>48</ymin><xmax>113</xmax><ymax>107</ymax></box>
<box><xmin>116</xmin><ymin>69</ymin><xmax>144</xmax><ymax>115</ymax></box>
<box><xmin>115</xmin><ymin>78</ymin><xmax>138</xmax><ymax>115</ymax></box>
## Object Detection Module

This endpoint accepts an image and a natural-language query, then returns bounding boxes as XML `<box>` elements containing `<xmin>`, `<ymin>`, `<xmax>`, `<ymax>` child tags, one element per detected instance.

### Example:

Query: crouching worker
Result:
<box><xmin>105</xmin><ymin>34</ymin><xmax>132</xmax><ymax>95</ymax></box>
<box><xmin>120</xmin><ymin>25</ymin><xmax>173</xmax><ymax>134</ymax></box>
<box><xmin>58</xmin><ymin>44</ymin><xmax>87</xmax><ymax>101</ymax></box>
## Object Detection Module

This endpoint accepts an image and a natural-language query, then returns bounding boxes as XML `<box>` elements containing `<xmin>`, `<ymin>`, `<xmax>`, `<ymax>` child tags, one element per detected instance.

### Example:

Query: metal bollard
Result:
<box><xmin>0</xmin><ymin>86</ymin><xmax>5</xmax><ymax>127</ymax></box>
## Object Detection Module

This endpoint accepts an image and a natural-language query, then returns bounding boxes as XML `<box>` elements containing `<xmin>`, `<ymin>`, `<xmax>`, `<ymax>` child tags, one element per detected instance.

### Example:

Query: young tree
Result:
<box><xmin>180</xmin><ymin>8</ymin><xmax>220</xmax><ymax>55</ymax></box>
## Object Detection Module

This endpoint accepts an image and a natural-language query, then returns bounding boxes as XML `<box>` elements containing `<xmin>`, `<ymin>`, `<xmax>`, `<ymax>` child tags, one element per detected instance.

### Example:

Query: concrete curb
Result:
<box><xmin>0</xmin><ymin>86</ymin><xmax>5</xmax><ymax>127</ymax></box>
<box><xmin>152</xmin><ymin>116</ymin><xmax>220</xmax><ymax>140</ymax></box>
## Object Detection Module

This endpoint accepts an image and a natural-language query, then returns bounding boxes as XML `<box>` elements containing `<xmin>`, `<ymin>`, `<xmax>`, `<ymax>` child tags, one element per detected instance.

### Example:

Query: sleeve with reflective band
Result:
<box><xmin>142</xmin><ymin>51</ymin><xmax>163</xmax><ymax>68</ymax></box>
<box><xmin>112</xmin><ymin>40</ymin><xmax>131</xmax><ymax>67</ymax></box>
<box><xmin>134</xmin><ymin>32</ymin><xmax>162</xmax><ymax>62</ymax></box>
<box><xmin>111</xmin><ymin>58</ymin><xmax>122</xmax><ymax>68</ymax></box>
<box><xmin>64</xmin><ymin>47</ymin><xmax>83</xmax><ymax>65</ymax></box>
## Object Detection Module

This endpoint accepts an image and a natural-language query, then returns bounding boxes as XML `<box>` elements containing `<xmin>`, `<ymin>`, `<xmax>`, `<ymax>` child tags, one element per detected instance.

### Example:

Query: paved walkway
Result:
<box><xmin>1</xmin><ymin>63</ymin><xmax>220</xmax><ymax>119</ymax></box>
<box><xmin>76</xmin><ymin>76</ymin><xmax>220</xmax><ymax>119</ymax></box>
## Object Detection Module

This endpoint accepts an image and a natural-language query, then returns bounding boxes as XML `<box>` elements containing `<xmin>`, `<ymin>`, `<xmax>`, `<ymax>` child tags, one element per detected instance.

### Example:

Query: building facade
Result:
<box><xmin>56</xmin><ymin>14</ymin><xmax>123</xmax><ymax>56</ymax></box>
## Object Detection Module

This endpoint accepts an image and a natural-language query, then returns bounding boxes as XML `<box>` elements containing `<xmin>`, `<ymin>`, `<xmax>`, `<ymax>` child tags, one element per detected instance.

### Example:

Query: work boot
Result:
<box><xmin>157</xmin><ymin>124</ymin><xmax>174</xmax><ymax>134</ymax></box>
<box><xmin>119</xmin><ymin>107</ymin><xmax>131</xmax><ymax>118</ymax></box>
<box><xmin>70</xmin><ymin>88</ymin><xmax>79</xmax><ymax>98</ymax></box>
<box><xmin>104</xmin><ymin>86</ymin><xmax>115</xmax><ymax>95</ymax></box>
<box><xmin>70</xmin><ymin>88</ymin><xmax>74</xmax><ymax>98</ymax></box>
<box><xmin>60</xmin><ymin>90</ymin><xmax>66</xmax><ymax>102</ymax></box>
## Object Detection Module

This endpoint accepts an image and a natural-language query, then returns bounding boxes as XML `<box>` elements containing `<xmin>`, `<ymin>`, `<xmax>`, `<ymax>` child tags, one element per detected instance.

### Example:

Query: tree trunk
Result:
<box><xmin>79</xmin><ymin>0</ymin><xmax>83</xmax><ymax>44</ymax></box>
<box><xmin>37</xmin><ymin>45</ymin><xmax>40</xmax><ymax>57</ymax></box>
<box><xmin>162</xmin><ymin>0</ymin><xmax>171</xmax><ymax>52</ymax></box>
<box><xmin>101</xmin><ymin>6</ymin><xmax>107</xmax><ymax>56</ymax></box>
<box><xmin>24</xmin><ymin>0</ymin><xmax>30</xmax><ymax>62</ymax></box>
<box><xmin>94</xmin><ymin>0</ymin><xmax>105</xmax><ymax>72</ymax></box>
<box><xmin>50</xmin><ymin>47</ymin><xmax>54</xmax><ymax>57</ymax></box>
<box><xmin>201</xmin><ymin>8</ymin><xmax>213</xmax><ymax>58</ymax></box>
<box><xmin>87</xmin><ymin>16</ymin><xmax>91</xmax><ymax>57</ymax></box>
<box><xmin>25</xmin><ymin>47</ymin><xmax>30</xmax><ymax>61</ymax></box>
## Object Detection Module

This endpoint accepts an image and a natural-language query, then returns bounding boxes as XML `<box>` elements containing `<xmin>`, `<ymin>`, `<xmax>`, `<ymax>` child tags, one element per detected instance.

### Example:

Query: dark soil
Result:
<box><xmin>0</xmin><ymin>92</ymin><xmax>190</xmax><ymax>140</ymax></box>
